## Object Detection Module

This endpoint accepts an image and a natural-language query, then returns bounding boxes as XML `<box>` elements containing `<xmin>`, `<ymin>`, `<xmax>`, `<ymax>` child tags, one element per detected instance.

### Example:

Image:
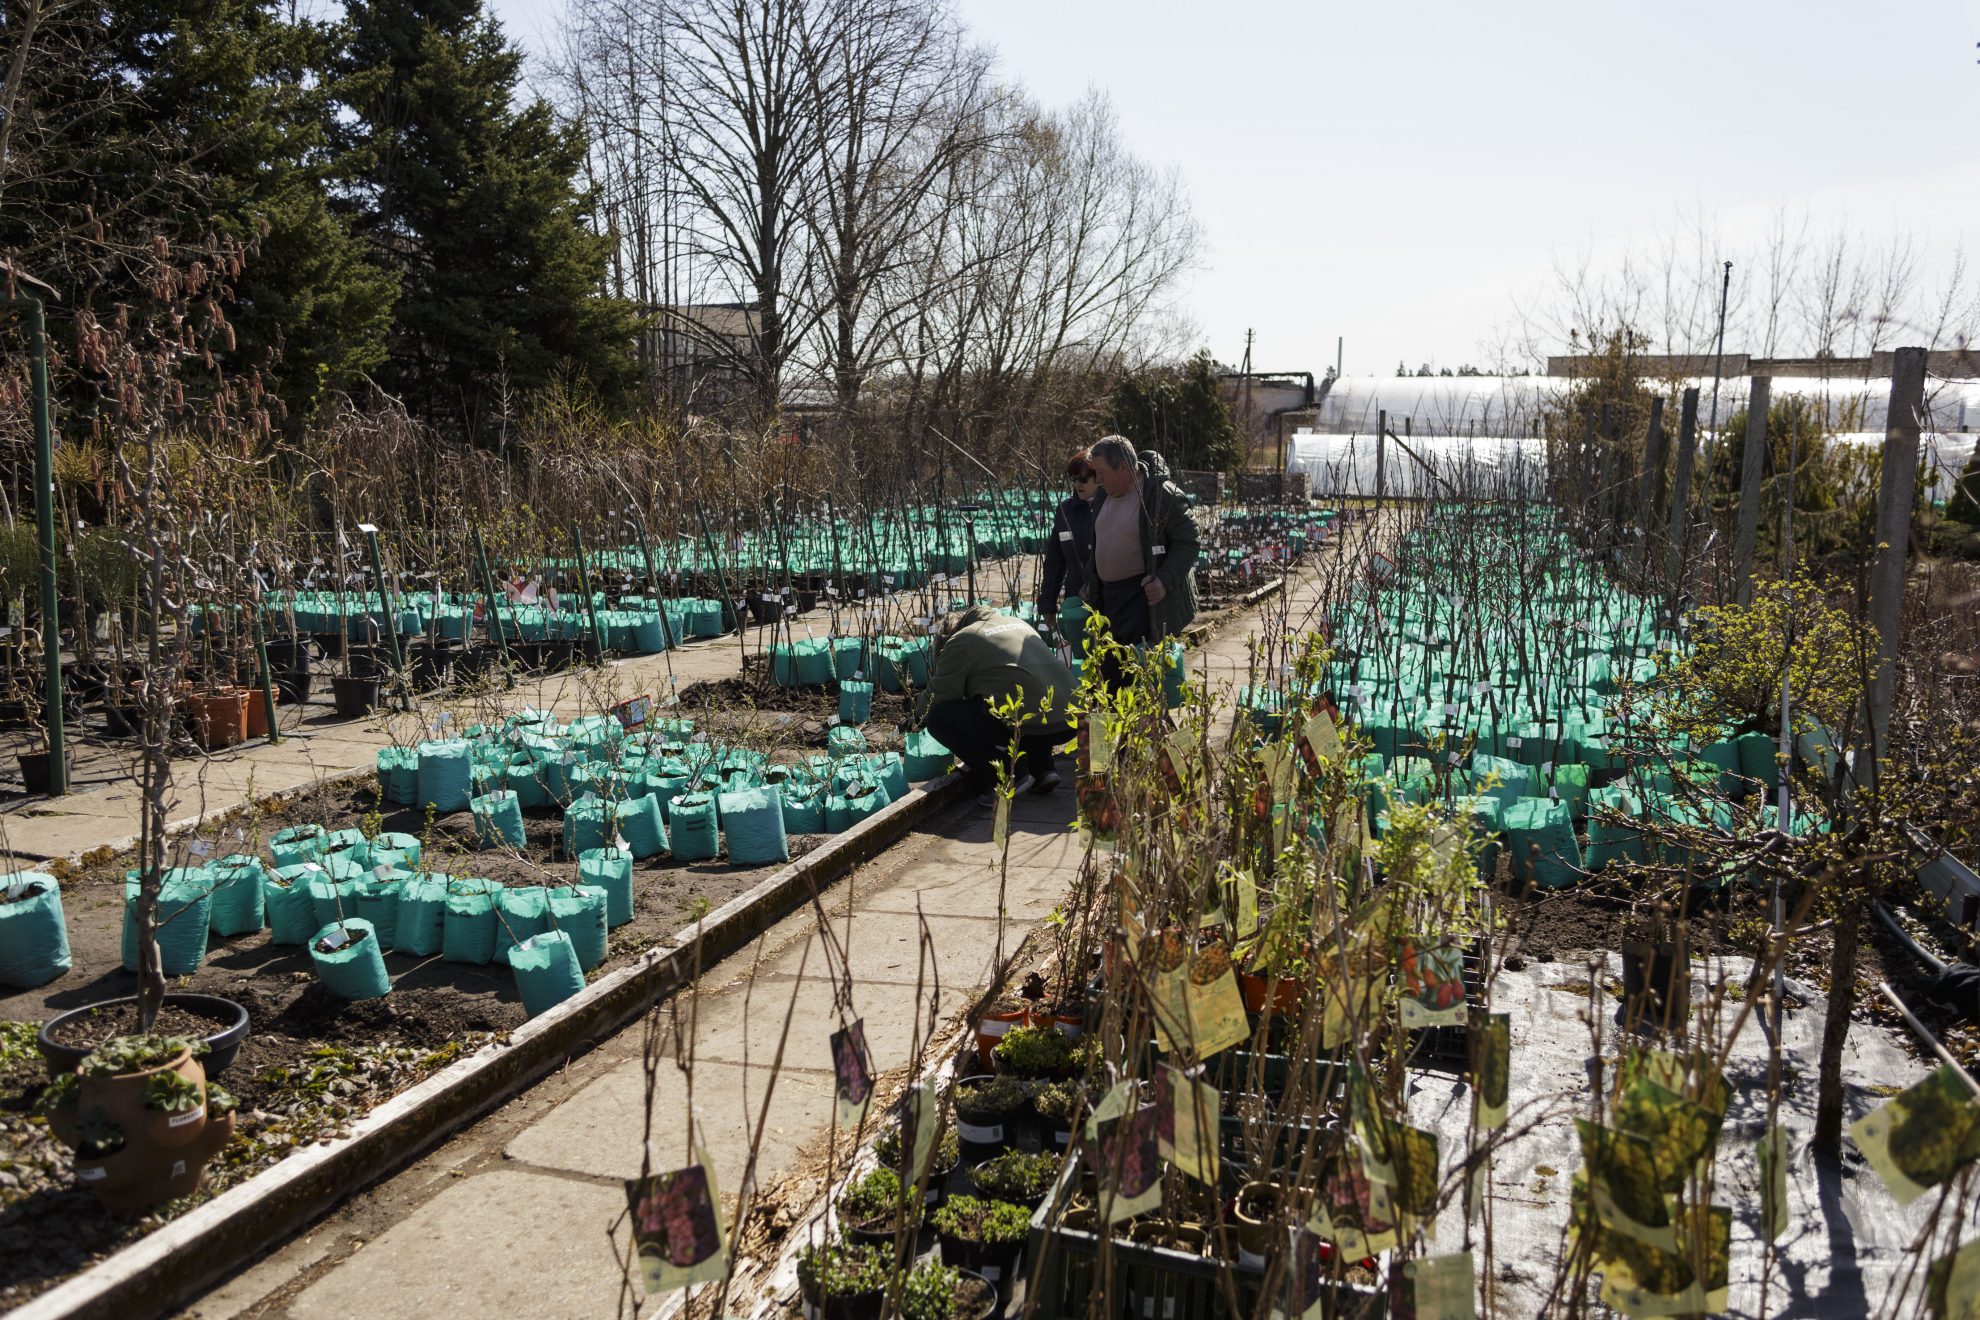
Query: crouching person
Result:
<box><xmin>916</xmin><ymin>605</ymin><xmax>1075</xmax><ymax>806</ymax></box>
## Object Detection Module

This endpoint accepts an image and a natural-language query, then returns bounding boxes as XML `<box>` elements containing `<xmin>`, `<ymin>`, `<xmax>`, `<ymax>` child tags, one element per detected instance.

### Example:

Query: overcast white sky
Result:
<box><xmin>489</xmin><ymin>0</ymin><xmax>1980</xmax><ymax>377</ymax></box>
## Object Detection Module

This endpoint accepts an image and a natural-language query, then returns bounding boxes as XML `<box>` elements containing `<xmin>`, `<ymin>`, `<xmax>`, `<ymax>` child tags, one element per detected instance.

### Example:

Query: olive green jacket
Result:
<box><xmin>1077</xmin><ymin>450</ymin><xmax>1201</xmax><ymax>641</ymax></box>
<box><xmin>917</xmin><ymin>606</ymin><xmax>1077</xmax><ymax>732</ymax></box>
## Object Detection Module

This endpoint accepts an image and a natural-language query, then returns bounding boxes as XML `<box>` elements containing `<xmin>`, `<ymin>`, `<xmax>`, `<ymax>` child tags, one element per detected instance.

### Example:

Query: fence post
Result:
<box><xmin>1864</xmin><ymin>348</ymin><xmax>1927</xmax><ymax>787</ymax></box>
<box><xmin>1634</xmin><ymin>395</ymin><xmax>1667</xmax><ymax>547</ymax></box>
<box><xmin>1662</xmin><ymin>388</ymin><xmax>1701</xmax><ymax>616</ymax></box>
<box><xmin>1732</xmin><ymin>375</ymin><xmax>1771</xmax><ymax>605</ymax></box>
<box><xmin>1374</xmin><ymin>409</ymin><xmax>1386</xmax><ymax>503</ymax></box>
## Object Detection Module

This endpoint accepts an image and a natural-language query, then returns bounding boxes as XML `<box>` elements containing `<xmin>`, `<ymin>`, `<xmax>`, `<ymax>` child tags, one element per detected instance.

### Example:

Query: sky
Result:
<box><xmin>487</xmin><ymin>0</ymin><xmax>1980</xmax><ymax>378</ymax></box>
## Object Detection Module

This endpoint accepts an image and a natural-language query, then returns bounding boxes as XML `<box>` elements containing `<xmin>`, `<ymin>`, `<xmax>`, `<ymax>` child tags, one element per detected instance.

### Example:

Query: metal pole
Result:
<box><xmin>252</xmin><ymin>612</ymin><xmax>281</xmax><ymax>746</ymax></box>
<box><xmin>1374</xmin><ymin>408</ymin><xmax>1386</xmax><ymax>503</ymax></box>
<box><xmin>634</xmin><ymin>518</ymin><xmax>677</xmax><ymax>650</ymax></box>
<box><xmin>1863</xmin><ymin>347</ymin><xmax>1927</xmax><ymax>794</ymax></box>
<box><xmin>469</xmin><ymin>526</ymin><xmax>512</xmax><ymax>674</ymax></box>
<box><xmin>359</xmin><ymin>526</ymin><xmax>408</xmax><ymax>710</ymax></box>
<box><xmin>571</xmin><ymin>526</ymin><xmax>607</xmax><ymax>663</ymax></box>
<box><xmin>25</xmin><ymin>297</ymin><xmax>64</xmax><ymax>792</ymax></box>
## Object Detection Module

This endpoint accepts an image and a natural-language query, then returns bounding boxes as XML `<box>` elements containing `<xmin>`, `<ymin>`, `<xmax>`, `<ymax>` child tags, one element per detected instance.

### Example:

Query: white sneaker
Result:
<box><xmin>978</xmin><ymin>773</ymin><xmax>1035</xmax><ymax>808</ymax></box>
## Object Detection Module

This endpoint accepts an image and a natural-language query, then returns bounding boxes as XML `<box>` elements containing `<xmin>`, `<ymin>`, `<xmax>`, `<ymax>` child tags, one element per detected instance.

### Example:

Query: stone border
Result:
<box><xmin>8</xmin><ymin>772</ymin><xmax>966</xmax><ymax>1320</ymax></box>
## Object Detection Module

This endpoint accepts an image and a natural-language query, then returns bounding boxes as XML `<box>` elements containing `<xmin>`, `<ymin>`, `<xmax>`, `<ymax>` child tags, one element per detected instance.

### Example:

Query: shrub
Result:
<box><xmin>796</xmin><ymin>1242</ymin><xmax>890</xmax><ymax>1301</ymax></box>
<box><xmin>930</xmin><ymin>1195</ymin><xmax>1030</xmax><ymax>1244</ymax></box>
<box><xmin>992</xmin><ymin>1024</ymin><xmax>1075</xmax><ymax>1076</ymax></box>
<box><xmin>952</xmin><ymin>1074</ymin><xmax>1023</xmax><ymax>1122</ymax></box>
<box><xmin>838</xmin><ymin>1166</ymin><xmax>920</xmax><ymax>1229</ymax></box>
<box><xmin>970</xmin><ymin>1149</ymin><xmax>1060</xmax><ymax>1201</ymax></box>
<box><xmin>900</xmin><ymin>1262</ymin><xmax>965</xmax><ymax>1320</ymax></box>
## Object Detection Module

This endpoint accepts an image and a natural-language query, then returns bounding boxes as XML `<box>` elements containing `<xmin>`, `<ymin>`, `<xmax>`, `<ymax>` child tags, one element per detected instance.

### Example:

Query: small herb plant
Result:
<box><xmin>992</xmin><ymin>1024</ymin><xmax>1076</xmax><ymax>1077</ymax></box>
<box><xmin>206</xmin><ymin>1082</ymin><xmax>239</xmax><ymax>1117</ymax></box>
<box><xmin>969</xmin><ymin>1149</ymin><xmax>1060</xmax><ymax>1201</ymax></box>
<box><xmin>876</xmin><ymin>1124</ymin><xmax>959</xmax><ymax>1175</ymax></box>
<box><xmin>75</xmin><ymin>1113</ymin><xmax>126</xmax><ymax>1158</ymax></box>
<box><xmin>900</xmin><ymin>1262</ymin><xmax>966</xmax><ymax>1320</ymax></box>
<box><xmin>1032</xmin><ymin>1079</ymin><xmax>1084</xmax><ymax>1124</ymax></box>
<box><xmin>837</xmin><ymin>1167</ymin><xmax>921</xmax><ymax>1230</ymax></box>
<box><xmin>930</xmin><ymin>1195</ymin><xmax>1029</xmax><ymax>1244</ymax></box>
<box><xmin>953</xmin><ymin>1074</ymin><xmax>1023</xmax><ymax>1122</ymax></box>
<box><xmin>795</xmin><ymin>1241</ymin><xmax>890</xmax><ymax>1300</ymax></box>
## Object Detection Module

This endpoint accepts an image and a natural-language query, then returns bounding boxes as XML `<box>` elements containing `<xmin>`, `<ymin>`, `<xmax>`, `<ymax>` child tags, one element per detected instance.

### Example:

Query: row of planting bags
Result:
<box><xmin>245</xmin><ymin>591</ymin><xmax>730</xmax><ymax>652</ymax></box>
<box><xmin>372</xmin><ymin>708</ymin><xmax>955</xmax><ymax>862</ymax></box>
<box><xmin>1285</xmin><ymin>507</ymin><xmax>1834</xmax><ymax>889</ymax></box>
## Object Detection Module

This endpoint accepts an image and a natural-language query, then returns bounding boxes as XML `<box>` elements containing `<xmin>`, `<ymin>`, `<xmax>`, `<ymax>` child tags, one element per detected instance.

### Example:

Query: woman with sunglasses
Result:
<box><xmin>1037</xmin><ymin>450</ymin><xmax>1100</xmax><ymax>654</ymax></box>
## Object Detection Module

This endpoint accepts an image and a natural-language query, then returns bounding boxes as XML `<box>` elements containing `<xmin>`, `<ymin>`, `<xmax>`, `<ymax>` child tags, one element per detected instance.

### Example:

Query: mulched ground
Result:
<box><xmin>679</xmin><ymin>653</ymin><xmax>913</xmax><ymax>748</ymax></box>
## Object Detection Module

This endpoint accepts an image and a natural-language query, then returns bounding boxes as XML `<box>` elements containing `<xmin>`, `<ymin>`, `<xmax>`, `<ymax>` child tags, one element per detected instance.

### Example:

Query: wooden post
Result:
<box><xmin>1865</xmin><ymin>348</ymin><xmax>1927</xmax><ymax>780</ymax></box>
<box><xmin>1374</xmin><ymin>408</ymin><xmax>1386</xmax><ymax>503</ymax></box>
<box><xmin>1662</xmin><ymin>388</ymin><xmax>1701</xmax><ymax>613</ymax></box>
<box><xmin>1732</xmin><ymin>376</ymin><xmax>1771</xmax><ymax>605</ymax></box>
<box><xmin>1634</xmin><ymin>395</ymin><xmax>1667</xmax><ymax>538</ymax></box>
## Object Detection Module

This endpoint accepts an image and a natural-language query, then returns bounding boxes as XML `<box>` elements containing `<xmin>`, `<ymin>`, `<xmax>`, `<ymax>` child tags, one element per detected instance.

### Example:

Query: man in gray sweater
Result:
<box><xmin>1080</xmin><ymin>436</ymin><xmax>1201</xmax><ymax>647</ymax></box>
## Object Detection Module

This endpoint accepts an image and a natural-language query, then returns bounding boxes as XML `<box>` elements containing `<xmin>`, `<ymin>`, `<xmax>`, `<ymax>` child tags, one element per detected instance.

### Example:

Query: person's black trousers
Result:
<box><xmin>924</xmin><ymin>699</ymin><xmax>1060</xmax><ymax>789</ymax></box>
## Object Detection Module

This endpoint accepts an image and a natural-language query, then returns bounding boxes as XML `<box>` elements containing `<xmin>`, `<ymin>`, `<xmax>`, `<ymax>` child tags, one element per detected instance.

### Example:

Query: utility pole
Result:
<box><xmin>1704</xmin><ymin>260</ymin><xmax>1733</xmax><ymax>473</ymax></box>
<box><xmin>1732</xmin><ymin>376</ymin><xmax>1771</xmax><ymax>605</ymax></box>
<box><xmin>1240</xmin><ymin>328</ymin><xmax>1255</xmax><ymax>468</ymax></box>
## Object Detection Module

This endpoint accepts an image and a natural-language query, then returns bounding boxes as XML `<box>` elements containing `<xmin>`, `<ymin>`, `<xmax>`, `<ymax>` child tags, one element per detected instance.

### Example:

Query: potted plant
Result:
<box><xmin>1619</xmin><ymin>899</ymin><xmax>1689</xmax><ymax>1033</ymax></box>
<box><xmin>929</xmin><ymin>1195</ymin><xmax>1030</xmax><ymax>1289</ymax></box>
<box><xmin>1232</xmin><ymin>1179</ymin><xmax>1285</xmax><ymax>1266</ymax></box>
<box><xmin>875</xmin><ymin>1122</ymin><xmax>961</xmax><ymax>1206</ymax></box>
<box><xmin>37</xmin><ymin>1034</ymin><xmax>236</xmax><ymax>1215</ymax></box>
<box><xmin>1031</xmin><ymin>1080</ymin><xmax>1084</xmax><ymax>1150</ymax></box>
<box><xmin>952</xmin><ymin>1073</ymin><xmax>1026</xmax><ymax>1149</ymax></box>
<box><xmin>0</xmin><ymin>869</ymin><xmax>71</xmax><ymax>988</ymax></box>
<box><xmin>39</xmin><ymin>992</ymin><xmax>251</xmax><ymax>1077</ymax></box>
<box><xmin>899</xmin><ymin>1261</ymin><xmax>997</xmax><ymax>1320</ymax></box>
<box><xmin>967</xmin><ymin>1149</ymin><xmax>1060</xmax><ymax>1207</ymax></box>
<box><xmin>991</xmin><ymin>1023</ymin><xmax>1078</xmax><ymax>1079</ymax></box>
<box><xmin>795</xmin><ymin>1240</ymin><xmax>890</xmax><ymax>1320</ymax></box>
<box><xmin>14</xmin><ymin>686</ymin><xmax>69</xmax><ymax>795</ymax></box>
<box><xmin>836</xmin><ymin>1166</ymin><xmax>923</xmax><ymax>1247</ymax></box>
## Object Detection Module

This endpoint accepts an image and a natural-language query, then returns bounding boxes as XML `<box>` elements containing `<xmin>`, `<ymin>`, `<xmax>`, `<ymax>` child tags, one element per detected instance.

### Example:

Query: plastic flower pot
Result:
<box><xmin>0</xmin><ymin>870</ymin><xmax>71</xmax><ymax>988</ymax></box>
<box><xmin>309</xmin><ymin>917</ymin><xmax>391</xmax><ymax>1000</ymax></box>
<box><xmin>16</xmin><ymin>745</ymin><xmax>71</xmax><ymax>796</ymax></box>
<box><xmin>509</xmin><ymin>929</ymin><xmax>585</xmax><ymax>1018</ymax></box>
<box><xmin>38</xmin><ymin>992</ymin><xmax>249</xmax><ymax>1078</ymax></box>
<box><xmin>330</xmin><ymin>673</ymin><xmax>383</xmax><ymax>718</ymax></box>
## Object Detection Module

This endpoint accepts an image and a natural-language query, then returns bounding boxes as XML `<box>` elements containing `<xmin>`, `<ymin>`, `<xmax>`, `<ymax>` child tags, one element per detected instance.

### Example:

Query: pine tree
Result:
<box><xmin>337</xmin><ymin>0</ymin><xmax>638</xmax><ymax>440</ymax></box>
<box><xmin>1109</xmin><ymin>351</ymin><xmax>1243</xmax><ymax>472</ymax></box>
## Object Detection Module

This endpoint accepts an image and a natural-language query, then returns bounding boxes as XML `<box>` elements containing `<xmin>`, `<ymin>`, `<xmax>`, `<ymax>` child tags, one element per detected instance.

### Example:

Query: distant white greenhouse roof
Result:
<box><xmin>1313</xmin><ymin>374</ymin><xmax>1980</xmax><ymax>440</ymax></box>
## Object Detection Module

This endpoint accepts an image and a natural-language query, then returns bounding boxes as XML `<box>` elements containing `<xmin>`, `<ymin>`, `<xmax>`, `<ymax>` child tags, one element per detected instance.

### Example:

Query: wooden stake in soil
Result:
<box><xmin>1732</xmin><ymin>375</ymin><xmax>1771</xmax><ymax>606</ymax></box>
<box><xmin>1662</xmin><ymin>387</ymin><xmax>1701</xmax><ymax>616</ymax></box>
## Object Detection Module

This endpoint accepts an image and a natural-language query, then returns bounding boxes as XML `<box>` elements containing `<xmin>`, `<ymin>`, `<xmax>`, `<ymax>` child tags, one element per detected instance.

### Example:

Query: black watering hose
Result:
<box><xmin>1872</xmin><ymin>898</ymin><xmax>1947</xmax><ymax>976</ymax></box>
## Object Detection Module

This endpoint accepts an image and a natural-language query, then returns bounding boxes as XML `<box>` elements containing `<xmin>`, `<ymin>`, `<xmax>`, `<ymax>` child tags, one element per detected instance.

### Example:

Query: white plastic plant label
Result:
<box><xmin>1152</xmin><ymin>545</ymin><xmax>1166</xmax><ymax>555</ymax></box>
<box><xmin>303</xmin><ymin>862</ymin><xmax>324</xmax><ymax>874</ymax></box>
<box><xmin>320</xmin><ymin>927</ymin><xmax>350</xmax><ymax>951</ymax></box>
<box><xmin>373</xmin><ymin>863</ymin><xmax>393</xmax><ymax>881</ymax></box>
<box><xmin>883</xmin><ymin>575</ymin><xmax>895</xmax><ymax>586</ymax></box>
<box><xmin>189</xmin><ymin>840</ymin><xmax>212</xmax><ymax>858</ymax></box>
<box><xmin>4</xmin><ymin>879</ymin><xmax>29</xmax><ymax>901</ymax></box>
<box><xmin>1058</xmin><ymin>530</ymin><xmax>1073</xmax><ymax>542</ymax></box>
<box><xmin>614</xmin><ymin>834</ymin><xmax>628</xmax><ymax>852</ymax></box>
<box><xmin>1443</xmin><ymin>703</ymin><xmax>1459</xmax><ymax>717</ymax></box>
<box><xmin>1508</xmin><ymin>737</ymin><xmax>1523</xmax><ymax>749</ymax></box>
<box><xmin>1541</xmin><ymin>761</ymin><xmax>1554</xmax><ymax>776</ymax></box>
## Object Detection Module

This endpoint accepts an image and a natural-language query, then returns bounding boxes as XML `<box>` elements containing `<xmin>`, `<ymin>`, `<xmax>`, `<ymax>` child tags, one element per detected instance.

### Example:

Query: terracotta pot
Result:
<box><xmin>244</xmin><ymin>690</ymin><xmax>272</xmax><ymax>739</ymax></box>
<box><xmin>190</xmin><ymin>688</ymin><xmax>249</xmax><ymax>749</ymax></box>
<box><xmin>973</xmin><ymin>1006</ymin><xmax>1030</xmax><ymax>1067</ymax></box>
<box><xmin>48</xmin><ymin>1044</ymin><xmax>234</xmax><ymax>1216</ymax></box>
<box><xmin>1236</xmin><ymin>971</ymin><xmax>1302</xmax><ymax>1015</ymax></box>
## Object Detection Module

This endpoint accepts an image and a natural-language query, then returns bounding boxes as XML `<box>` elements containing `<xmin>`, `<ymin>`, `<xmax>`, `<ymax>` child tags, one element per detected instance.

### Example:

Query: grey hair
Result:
<box><xmin>1090</xmin><ymin>435</ymin><xmax>1136</xmax><ymax>471</ymax></box>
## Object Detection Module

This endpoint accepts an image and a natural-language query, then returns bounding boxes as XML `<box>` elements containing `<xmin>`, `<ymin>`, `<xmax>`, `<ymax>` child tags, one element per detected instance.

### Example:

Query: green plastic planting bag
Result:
<box><xmin>719</xmin><ymin>786</ymin><xmax>789</xmax><ymax>865</ymax></box>
<box><xmin>509</xmin><ymin>930</ymin><xmax>586</xmax><ymax>1019</ymax></box>
<box><xmin>578</xmin><ymin>847</ymin><xmax>635</xmax><ymax>926</ymax></box>
<box><xmin>309</xmin><ymin>917</ymin><xmax>391</xmax><ymax>1000</ymax></box>
<box><xmin>442</xmin><ymin>878</ymin><xmax>505</xmax><ymax>964</ymax></box>
<box><xmin>1502</xmin><ymin>796</ymin><xmax>1582</xmax><ymax>890</ymax></box>
<box><xmin>827</xmin><ymin>724</ymin><xmax>867</xmax><ymax>758</ymax></box>
<box><xmin>1584</xmin><ymin>785</ymin><xmax>1647</xmax><ymax>871</ymax></box>
<box><xmin>613</xmin><ymin>795</ymin><xmax>668</xmax><ymax>859</ymax></box>
<box><xmin>269</xmin><ymin>823</ymin><xmax>327</xmax><ymax>870</ymax></box>
<box><xmin>369</xmin><ymin>831</ymin><xmax>422</xmax><ymax>871</ymax></box>
<box><xmin>120</xmin><ymin>868</ymin><xmax>212</xmax><ymax>975</ymax></box>
<box><xmin>416</xmin><ymin>738</ymin><xmax>474</xmax><ymax>813</ymax></box>
<box><xmin>549</xmin><ymin>884</ymin><xmax>609</xmax><ymax>971</ymax></box>
<box><xmin>306</xmin><ymin>866</ymin><xmax>360</xmax><ymax>928</ymax></box>
<box><xmin>0</xmin><ymin>871</ymin><xmax>70</xmax><ymax>988</ymax></box>
<box><xmin>494</xmin><ymin>885</ymin><xmax>551</xmax><ymax>959</ymax></box>
<box><xmin>207</xmin><ymin>855</ymin><xmax>267</xmax><ymax>936</ymax></box>
<box><xmin>563</xmin><ymin>796</ymin><xmax>611</xmax><ymax>856</ymax></box>
<box><xmin>394</xmin><ymin>873</ymin><xmax>449</xmax><ymax>955</ymax></box>
<box><xmin>354</xmin><ymin>871</ymin><xmax>404</xmax><ymax>935</ymax></box>
<box><xmin>825</xmin><ymin>781</ymin><xmax>891</xmax><ymax>832</ymax></box>
<box><xmin>669</xmin><ymin>794</ymin><xmax>721</xmax><ymax>861</ymax></box>
<box><xmin>377</xmin><ymin>746</ymin><xmax>420</xmax><ymax>805</ymax></box>
<box><xmin>471</xmin><ymin>789</ymin><xmax>528</xmax><ymax>849</ymax></box>
<box><xmin>781</xmin><ymin>784</ymin><xmax>827</xmax><ymax>834</ymax></box>
<box><xmin>838</xmin><ymin>680</ymin><xmax>873</xmax><ymax>725</ymax></box>
<box><xmin>506</xmin><ymin>755</ymin><xmax>550</xmax><ymax>810</ymax></box>
<box><xmin>902</xmin><ymin>730</ymin><xmax>953</xmax><ymax>782</ymax></box>
<box><xmin>264</xmin><ymin>866</ymin><xmax>319</xmax><ymax>944</ymax></box>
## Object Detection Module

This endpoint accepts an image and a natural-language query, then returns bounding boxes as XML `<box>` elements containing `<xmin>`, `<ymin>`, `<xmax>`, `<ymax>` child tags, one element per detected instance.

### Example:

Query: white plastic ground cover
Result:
<box><xmin>1413</xmin><ymin>952</ymin><xmax>1964</xmax><ymax>1315</ymax></box>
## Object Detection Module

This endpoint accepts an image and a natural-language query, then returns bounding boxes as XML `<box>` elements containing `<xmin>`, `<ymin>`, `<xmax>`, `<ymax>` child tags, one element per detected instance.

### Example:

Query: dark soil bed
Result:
<box><xmin>0</xmin><ymin>768</ymin><xmax>831</xmax><ymax>1308</ymax></box>
<box><xmin>679</xmin><ymin>653</ymin><xmax>913</xmax><ymax>745</ymax></box>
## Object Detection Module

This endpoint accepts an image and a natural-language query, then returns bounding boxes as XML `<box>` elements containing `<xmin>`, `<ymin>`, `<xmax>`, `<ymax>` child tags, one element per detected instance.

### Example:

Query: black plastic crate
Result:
<box><xmin>1022</xmin><ymin>1152</ymin><xmax>1386</xmax><ymax>1320</ymax></box>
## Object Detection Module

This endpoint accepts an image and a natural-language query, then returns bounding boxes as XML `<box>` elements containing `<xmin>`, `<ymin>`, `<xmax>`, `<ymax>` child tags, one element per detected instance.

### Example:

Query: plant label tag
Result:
<box><xmin>189</xmin><ymin>840</ymin><xmax>212</xmax><ymax>858</ymax></box>
<box><xmin>168</xmin><ymin>1105</ymin><xmax>205</xmax><ymax>1128</ymax></box>
<box><xmin>827</xmin><ymin>715</ymin><xmax>841</xmax><ymax>726</ymax></box>
<box><xmin>374</xmin><ymin>864</ymin><xmax>393</xmax><ymax>881</ymax></box>
<box><xmin>883</xmin><ymin>575</ymin><xmax>895</xmax><ymax>586</ymax></box>
<box><xmin>761</xmin><ymin>594</ymin><xmax>776</xmax><ymax>603</ymax></box>
<box><xmin>1152</xmin><ymin>545</ymin><xmax>1166</xmax><ymax>555</ymax></box>
<box><xmin>4</xmin><ymin>880</ymin><xmax>29</xmax><ymax>901</ymax></box>
<box><xmin>1443</xmin><ymin>703</ymin><xmax>1459</xmax><ymax>717</ymax></box>
<box><xmin>914</xmin><ymin>616</ymin><xmax>930</xmax><ymax>627</ymax></box>
<box><xmin>614</xmin><ymin>834</ymin><xmax>628</xmax><ymax>852</ymax></box>
<box><xmin>1549</xmin><ymin>787</ymin><xmax>1560</xmax><ymax>801</ymax></box>
<box><xmin>1472</xmin><ymin>681</ymin><xmax>1489</xmax><ymax>697</ymax></box>
<box><xmin>303</xmin><ymin>862</ymin><xmax>323</xmax><ymax>874</ymax></box>
<box><xmin>320</xmin><ymin>927</ymin><xmax>350</xmax><ymax>951</ymax></box>
<box><xmin>855</xmin><ymin>589</ymin><xmax>865</xmax><ymax>598</ymax></box>
<box><xmin>1507</xmin><ymin>736</ymin><xmax>1523</xmax><ymax>749</ymax></box>
<box><xmin>854</xmin><ymin>670</ymin><xmax>865</xmax><ymax>681</ymax></box>
<box><xmin>1058</xmin><ymin>530</ymin><xmax>1073</xmax><ymax>542</ymax></box>
<box><xmin>1541</xmin><ymin>761</ymin><xmax>1553</xmax><ymax>776</ymax></box>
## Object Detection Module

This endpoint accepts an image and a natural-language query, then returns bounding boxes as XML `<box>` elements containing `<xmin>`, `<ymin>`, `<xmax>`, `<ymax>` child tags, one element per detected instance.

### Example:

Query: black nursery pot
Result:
<box><xmin>331</xmin><ymin>673</ymin><xmax>384</xmax><ymax>718</ymax></box>
<box><xmin>17</xmin><ymin>746</ymin><xmax>71</xmax><ymax>795</ymax></box>
<box><xmin>1619</xmin><ymin>940</ymin><xmax>1690</xmax><ymax>1032</ymax></box>
<box><xmin>40</xmin><ymin>992</ymin><xmax>251</xmax><ymax>1078</ymax></box>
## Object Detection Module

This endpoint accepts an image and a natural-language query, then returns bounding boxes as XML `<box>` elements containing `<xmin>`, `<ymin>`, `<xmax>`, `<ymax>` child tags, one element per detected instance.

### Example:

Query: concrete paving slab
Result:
<box><xmin>504</xmin><ymin>1056</ymin><xmax>837</xmax><ymax>1188</ymax></box>
<box><xmin>284</xmin><ymin>1169</ymin><xmax>625</xmax><ymax>1320</ymax></box>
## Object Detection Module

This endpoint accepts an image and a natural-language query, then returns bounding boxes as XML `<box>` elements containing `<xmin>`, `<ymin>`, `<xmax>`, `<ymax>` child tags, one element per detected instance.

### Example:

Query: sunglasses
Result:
<box><xmin>1068</xmin><ymin>470</ymin><xmax>1096</xmax><ymax>483</ymax></box>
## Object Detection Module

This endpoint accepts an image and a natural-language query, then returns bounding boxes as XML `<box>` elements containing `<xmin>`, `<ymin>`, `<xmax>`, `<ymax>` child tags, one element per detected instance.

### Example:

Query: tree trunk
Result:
<box><xmin>1813</xmin><ymin>891</ymin><xmax>1863</xmax><ymax>1157</ymax></box>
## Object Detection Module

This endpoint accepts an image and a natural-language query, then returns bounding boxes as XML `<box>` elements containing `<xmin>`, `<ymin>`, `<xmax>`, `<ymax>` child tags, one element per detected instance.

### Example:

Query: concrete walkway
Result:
<box><xmin>184</xmin><ymin>784</ymin><xmax>1080</xmax><ymax>1320</ymax></box>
